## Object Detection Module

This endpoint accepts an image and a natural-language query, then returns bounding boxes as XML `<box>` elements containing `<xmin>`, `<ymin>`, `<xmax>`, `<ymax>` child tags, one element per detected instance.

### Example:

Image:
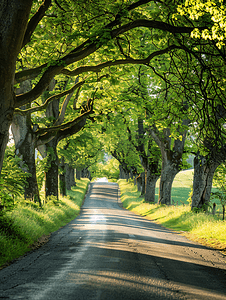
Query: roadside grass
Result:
<box><xmin>118</xmin><ymin>177</ymin><xmax>226</xmax><ymax>253</ymax></box>
<box><xmin>0</xmin><ymin>178</ymin><xmax>89</xmax><ymax>268</ymax></box>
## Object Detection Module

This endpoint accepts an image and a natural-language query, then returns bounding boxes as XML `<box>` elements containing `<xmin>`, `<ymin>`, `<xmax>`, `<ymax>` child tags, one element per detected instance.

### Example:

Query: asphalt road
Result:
<box><xmin>1</xmin><ymin>182</ymin><xmax>226</xmax><ymax>300</ymax></box>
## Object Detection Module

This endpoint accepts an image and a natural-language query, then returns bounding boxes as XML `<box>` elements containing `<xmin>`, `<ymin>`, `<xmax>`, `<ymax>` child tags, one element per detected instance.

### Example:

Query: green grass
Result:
<box><xmin>0</xmin><ymin>179</ymin><xmax>89</xmax><ymax>268</ymax></box>
<box><xmin>154</xmin><ymin>169</ymin><xmax>193</xmax><ymax>204</ymax></box>
<box><xmin>118</xmin><ymin>177</ymin><xmax>226</xmax><ymax>253</ymax></box>
<box><xmin>155</xmin><ymin>169</ymin><xmax>224</xmax><ymax>215</ymax></box>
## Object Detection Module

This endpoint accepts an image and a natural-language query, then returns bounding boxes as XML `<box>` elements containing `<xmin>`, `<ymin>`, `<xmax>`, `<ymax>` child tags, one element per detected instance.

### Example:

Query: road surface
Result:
<box><xmin>0</xmin><ymin>182</ymin><xmax>226</xmax><ymax>299</ymax></box>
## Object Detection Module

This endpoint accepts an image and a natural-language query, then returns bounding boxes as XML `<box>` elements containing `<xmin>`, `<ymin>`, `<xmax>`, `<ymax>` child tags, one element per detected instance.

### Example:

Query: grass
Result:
<box><xmin>0</xmin><ymin>178</ymin><xmax>89</xmax><ymax>268</ymax></box>
<box><xmin>154</xmin><ymin>169</ymin><xmax>193</xmax><ymax>204</ymax></box>
<box><xmin>118</xmin><ymin>175</ymin><xmax>226</xmax><ymax>253</ymax></box>
<box><xmin>154</xmin><ymin>169</ymin><xmax>224</xmax><ymax>215</ymax></box>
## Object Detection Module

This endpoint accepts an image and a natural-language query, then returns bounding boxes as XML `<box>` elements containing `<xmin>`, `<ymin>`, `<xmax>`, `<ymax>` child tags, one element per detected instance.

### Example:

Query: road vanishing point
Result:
<box><xmin>1</xmin><ymin>182</ymin><xmax>226</xmax><ymax>300</ymax></box>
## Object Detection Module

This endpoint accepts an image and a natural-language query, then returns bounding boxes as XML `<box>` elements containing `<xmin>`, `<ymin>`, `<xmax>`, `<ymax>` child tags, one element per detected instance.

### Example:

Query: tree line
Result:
<box><xmin>0</xmin><ymin>0</ymin><xmax>225</xmax><ymax>213</ymax></box>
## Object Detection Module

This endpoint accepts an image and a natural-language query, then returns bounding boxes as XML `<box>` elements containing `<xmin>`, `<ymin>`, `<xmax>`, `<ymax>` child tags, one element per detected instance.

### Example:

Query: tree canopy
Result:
<box><xmin>0</xmin><ymin>0</ymin><xmax>226</xmax><ymax>211</ymax></box>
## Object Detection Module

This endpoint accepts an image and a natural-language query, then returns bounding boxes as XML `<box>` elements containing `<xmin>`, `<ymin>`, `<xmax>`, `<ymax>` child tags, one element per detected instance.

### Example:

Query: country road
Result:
<box><xmin>1</xmin><ymin>182</ymin><xmax>226</xmax><ymax>300</ymax></box>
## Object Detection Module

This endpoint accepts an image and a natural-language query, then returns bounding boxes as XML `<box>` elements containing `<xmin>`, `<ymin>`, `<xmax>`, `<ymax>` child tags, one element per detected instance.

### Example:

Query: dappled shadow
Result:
<box><xmin>1</xmin><ymin>181</ymin><xmax>225</xmax><ymax>300</ymax></box>
<box><xmin>63</xmin><ymin>243</ymin><xmax>226</xmax><ymax>299</ymax></box>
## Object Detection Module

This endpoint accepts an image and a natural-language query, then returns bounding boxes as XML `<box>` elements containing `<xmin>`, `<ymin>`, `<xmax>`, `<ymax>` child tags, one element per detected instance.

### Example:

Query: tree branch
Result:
<box><xmin>22</xmin><ymin>0</ymin><xmax>52</xmax><ymax>49</ymax></box>
<box><xmin>14</xmin><ymin>81</ymin><xmax>85</xmax><ymax>115</ymax></box>
<box><xmin>149</xmin><ymin>125</ymin><xmax>162</xmax><ymax>148</ymax></box>
<box><xmin>54</xmin><ymin>80</ymin><xmax>83</xmax><ymax>126</ymax></box>
<box><xmin>36</xmin><ymin>109</ymin><xmax>91</xmax><ymax>145</ymax></box>
<box><xmin>63</xmin><ymin>45</ymin><xmax>179</xmax><ymax>76</ymax></box>
<box><xmin>36</xmin><ymin>102</ymin><xmax>92</xmax><ymax>136</ymax></box>
<box><xmin>15</xmin><ymin>15</ymin><xmax>200</xmax><ymax>108</ymax></box>
<box><xmin>15</xmin><ymin>65</ymin><xmax>47</xmax><ymax>84</ymax></box>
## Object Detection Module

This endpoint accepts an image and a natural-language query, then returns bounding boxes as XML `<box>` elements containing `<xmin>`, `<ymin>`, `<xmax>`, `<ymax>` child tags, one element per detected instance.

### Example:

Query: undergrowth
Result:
<box><xmin>0</xmin><ymin>178</ymin><xmax>89</xmax><ymax>268</ymax></box>
<box><xmin>118</xmin><ymin>179</ymin><xmax>226</xmax><ymax>252</ymax></box>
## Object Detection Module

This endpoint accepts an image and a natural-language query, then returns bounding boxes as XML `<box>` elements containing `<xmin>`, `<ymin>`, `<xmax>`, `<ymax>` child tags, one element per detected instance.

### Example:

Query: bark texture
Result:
<box><xmin>137</xmin><ymin>119</ymin><xmax>160</xmax><ymax>203</ymax></box>
<box><xmin>150</xmin><ymin>120</ymin><xmax>189</xmax><ymax>205</ymax></box>
<box><xmin>59</xmin><ymin>157</ymin><xmax>66</xmax><ymax>196</ymax></box>
<box><xmin>0</xmin><ymin>1</ymin><xmax>33</xmax><ymax>173</ymax></box>
<box><xmin>76</xmin><ymin>169</ymin><xmax>81</xmax><ymax>180</ymax></box>
<box><xmin>191</xmin><ymin>152</ymin><xmax>223</xmax><ymax>210</ymax></box>
<box><xmin>65</xmin><ymin>164</ymin><xmax>76</xmax><ymax>190</ymax></box>
<box><xmin>45</xmin><ymin>138</ymin><xmax>59</xmax><ymax>199</ymax></box>
<box><xmin>12</xmin><ymin>116</ymin><xmax>41</xmax><ymax>205</ymax></box>
<box><xmin>12</xmin><ymin>80</ymin><xmax>41</xmax><ymax>205</ymax></box>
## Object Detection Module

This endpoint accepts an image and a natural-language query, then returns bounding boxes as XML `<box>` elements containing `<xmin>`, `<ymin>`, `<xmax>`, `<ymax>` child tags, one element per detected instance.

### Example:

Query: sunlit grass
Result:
<box><xmin>118</xmin><ymin>178</ymin><xmax>226</xmax><ymax>252</ymax></box>
<box><xmin>0</xmin><ymin>179</ymin><xmax>89</xmax><ymax>268</ymax></box>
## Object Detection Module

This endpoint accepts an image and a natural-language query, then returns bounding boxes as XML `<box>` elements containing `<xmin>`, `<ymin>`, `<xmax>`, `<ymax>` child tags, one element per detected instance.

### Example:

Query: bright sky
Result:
<box><xmin>95</xmin><ymin>177</ymin><xmax>108</xmax><ymax>182</ymax></box>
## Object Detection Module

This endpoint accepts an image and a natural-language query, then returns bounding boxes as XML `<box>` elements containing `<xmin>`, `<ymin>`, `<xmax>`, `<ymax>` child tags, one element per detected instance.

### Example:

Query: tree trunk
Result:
<box><xmin>76</xmin><ymin>169</ymin><xmax>81</xmax><ymax>180</ymax></box>
<box><xmin>150</xmin><ymin>120</ymin><xmax>189</xmax><ymax>205</ymax></box>
<box><xmin>158</xmin><ymin>164</ymin><xmax>178</xmax><ymax>205</ymax></box>
<box><xmin>12</xmin><ymin>81</ymin><xmax>41</xmax><ymax>205</ymax></box>
<box><xmin>136</xmin><ymin>174</ymin><xmax>143</xmax><ymax>194</ymax></box>
<box><xmin>137</xmin><ymin>118</ymin><xmax>160</xmax><ymax>202</ymax></box>
<box><xmin>145</xmin><ymin>167</ymin><xmax>159</xmax><ymax>203</ymax></box>
<box><xmin>45</xmin><ymin>138</ymin><xmax>59</xmax><ymax>199</ymax></box>
<box><xmin>44</xmin><ymin>82</ymin><xmax>59</xmax><ymax>199</ymax></box>
<box><xmin>119</xmin><ymin>164</ymin><xmax>129</xmax><ymax>180</ymax></box>
<box><xmin>16</xmin><ymin>132</ymin><xmax>41</xmax><ymax>205</ymax></box>
<box><xmin>130</xmin><ymin>167</ymin><xmax>137</xmax><ymax>186</ymax></box>
<box><xmin>140</xmin><ymin>172</ymin><xmax>145</xmax><ymax>196</ymax></box>
<box><xmin>0</xmin><ymin>115</ymin><xmax>11</xmax><ymax>175</ymax></box>
<box><xmin>59</xmin><ymin>158</ymin><xmax>66</xmax><ymax>196</ymax></box>
<box><xmin>65</xmin><ymin>164</ymin><xmax>76</xmax><ymax>190</ymax></box>
<box><xmin>69</xmin><ymin>167</ymin><xmax>76</xmax><ymax>187</ymax></box>
<box><xmin>191</xmin><ymin>153</ymin><xmax>219</xmax><ymax>210</ymax></box>
<box><xmin>0</xmin><ymin>1</ymin><xmax>33</xmax><ymax>174</ymax></box>
<box><xmin>65</xmin><ymin>163</ymin><xmax>71</xmax><ymax>190</ymax></box>
<box><xmin>59</xmin><ymin>172</ymin><xmax>66</xmax><ymax>196</ymax></box>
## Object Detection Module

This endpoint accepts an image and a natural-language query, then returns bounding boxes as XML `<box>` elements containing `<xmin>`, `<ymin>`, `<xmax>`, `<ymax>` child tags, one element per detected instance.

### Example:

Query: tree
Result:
<box><xmin>12</xmin><ymin>77</ymin><xmax>91</xmax><ymax>200</ymax></box>
<box><xmin>90</xmin><ymin>158</ymin><xmax>120</xmax><ymax>181</ymax></box>
<box><xmin>2</xmin><ymin>0</ymin><xmax>226</xmax><ymax>211</ymax></box>
<box><xmin>58</xmin><ymin>127</ymin><xmax>104</xmax><ymax>183</ymax></box>
<box><xmin>0</xmin><ymin>0</ymin><xmax>203</xmax><ymax>176</ymax></box>
<box><xmin>11</xmin><ymin>79</ymin><xmax>41</xmax><ymax>204</ymax></box>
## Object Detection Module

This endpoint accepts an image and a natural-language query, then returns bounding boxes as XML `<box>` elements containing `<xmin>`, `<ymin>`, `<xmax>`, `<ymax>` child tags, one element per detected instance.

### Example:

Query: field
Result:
<box><xmin>154</xmin><ymin>169</ymin><xmax>223</xmax><ymax>215</ymax></box>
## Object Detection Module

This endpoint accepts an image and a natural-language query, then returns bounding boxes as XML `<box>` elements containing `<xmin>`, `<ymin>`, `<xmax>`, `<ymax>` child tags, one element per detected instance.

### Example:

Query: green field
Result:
<box><xmin>153</xmin><ymin>169</ymin><xmax>223</xmax><ymax>215</ymax></box>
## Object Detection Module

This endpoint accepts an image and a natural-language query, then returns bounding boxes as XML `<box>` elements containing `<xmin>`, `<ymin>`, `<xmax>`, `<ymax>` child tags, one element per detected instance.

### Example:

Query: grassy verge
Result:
<box><xmin>0</xmin><ymin>178</ymin><xmax>89</xmax><ymax>268</ymax></box>
<box><xmin>118</xmin><ymin>179</ymin><xmax>226</xmax><ymax>254</ymax></box>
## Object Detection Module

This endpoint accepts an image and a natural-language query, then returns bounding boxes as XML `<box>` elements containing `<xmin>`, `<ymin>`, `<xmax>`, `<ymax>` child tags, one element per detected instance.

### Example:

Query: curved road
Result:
<box><xmin>0</xmin><ymin>182</ymin><xmax>226</xmax><ymax>299</ymax></box>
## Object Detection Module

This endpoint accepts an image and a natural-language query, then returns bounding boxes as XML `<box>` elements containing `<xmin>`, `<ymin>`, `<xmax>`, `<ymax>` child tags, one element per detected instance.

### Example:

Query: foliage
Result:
<box><xmin>213</xmin><ymin>163</ymin><xmax>226</xmax><ymax>192</ymax></box>
<box><xmin>0</xmin><ymin>147</ymin><xmax>31</xmax><ymax>212</ymax></box>
<box><xmin>35</xmin><ymin>146</ymin><xmax>57</xmax><ymax>190</ymax></box>
<box><xmin>57</xmin><ymin>127</ymin><xmax>104</xmax><ymax>178</ymax></box>
<box><xmin>212</xmin><ymin>163</ymin><xmax>226</xmax><ymax>219</ymax></box>
<box><xmin>36</xmin><ymin>156</ymin><xmax>45</xmax><ymax>190</ymax></box>
<box><xmin>90</xmin><ymin>157</ymin><xmax>120</xmax><ymax>180</ymax></box>
<box><xmin>2</xmin><ymin>0</ymin><xmax>226</xmax><ymax>211</ymax></box>
<box><xmin>177</xmin><ymin>0</ymin><xmax>226</xmax><ymax>48</ymax></box>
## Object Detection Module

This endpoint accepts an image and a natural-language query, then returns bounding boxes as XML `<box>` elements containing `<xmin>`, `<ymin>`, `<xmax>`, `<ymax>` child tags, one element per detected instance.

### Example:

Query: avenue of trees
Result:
<box><xmin>0</xmin><ymin>0</ymin><xmax>226</xmax><ymax>213</ymax></box>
